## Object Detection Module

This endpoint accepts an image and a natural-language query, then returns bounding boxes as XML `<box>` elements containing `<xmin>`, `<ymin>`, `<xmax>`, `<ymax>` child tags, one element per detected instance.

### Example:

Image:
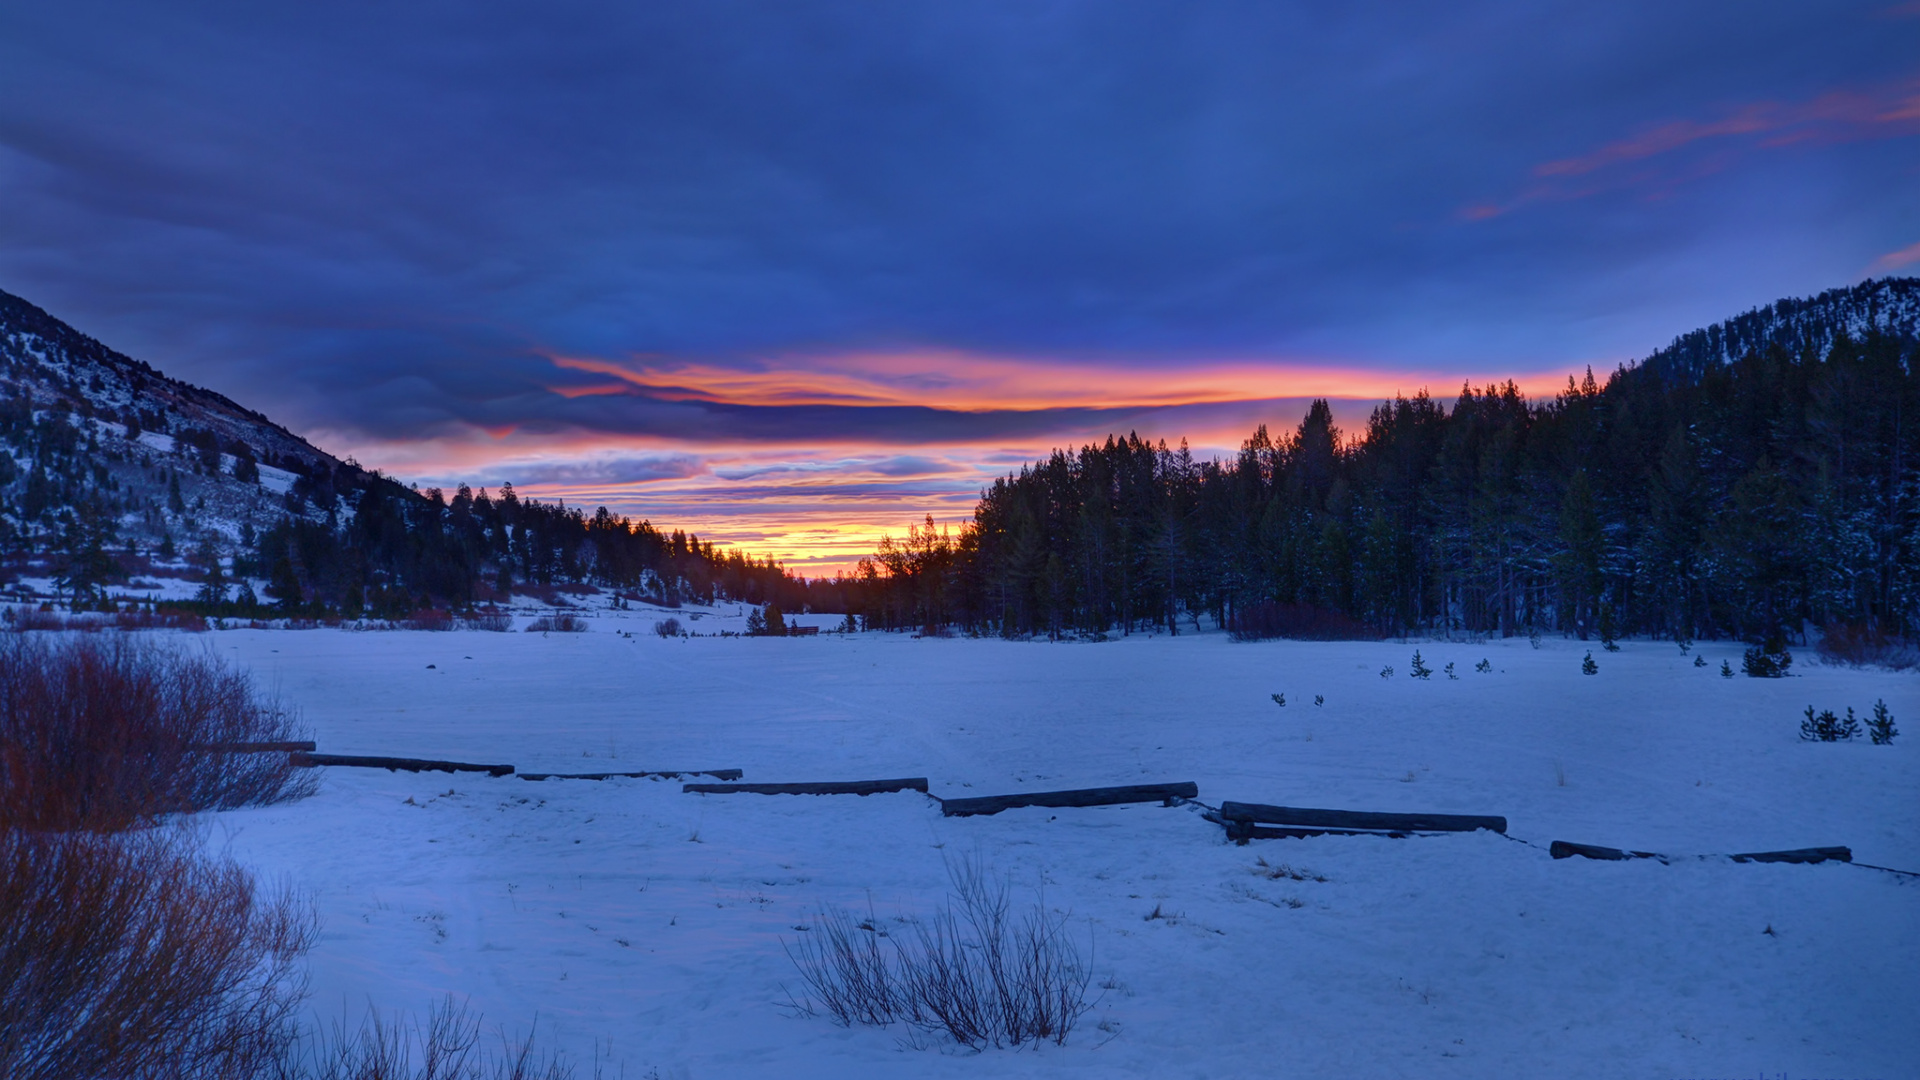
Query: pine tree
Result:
<box><xmin>1720</xmin><ymin>659</ymin><xmax>1734</xmax><ymax>678</ymax></box>
<box><xmin>764</xmin><ymin>604</ymin><xmax>787</xmax><ymax>636</ymax></box>
<box><xmin>1444</xmin><ymin>661</ymin><xmax>1458</xmax><ymax>679</ymax></box>
<box><xmin>1475</xmin><ymin>658</ymin><xmax>1492</xmax><ymax>673</ymax></box>
<box><xmin>1867</xmin><ymin>699</ymin><xmax>1898</xmax><ymax>744</ymax></box>
<box><xmin>1693</xmin><ymin>654</ymin><xmax>1707</xmax><ymax>667</ymax></box>
<box><xmin>746</xmin><ymin>607</ymin><xmax>766</xmax><ymax>635</ymax></box>
<box><xmin>1409</xmin><ymin>650</ymin><xmax>1432</xmax><ymax>679</ymax></box>
<box><xmin>1581</xmin><ymin>652</ymin><xmax>1598</xmax><ymax>675</ymax></box>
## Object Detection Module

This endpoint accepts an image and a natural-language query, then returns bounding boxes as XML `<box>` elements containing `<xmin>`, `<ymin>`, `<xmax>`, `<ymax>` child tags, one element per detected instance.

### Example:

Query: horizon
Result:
<box><xmin>2</xmin><ymin>3</ymin><xmax>1916</xmax><ymax>572</ymax></box>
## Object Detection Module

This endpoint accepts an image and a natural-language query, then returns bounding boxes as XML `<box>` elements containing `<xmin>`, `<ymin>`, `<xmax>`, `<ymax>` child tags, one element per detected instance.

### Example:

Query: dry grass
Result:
<box><xmin>0</xmin><ymin>827</ymin><xmax>313</xmax><ymax>1080</ymax></box>
<box><xmin>525</xmin><ymin>614</ymin><xmax>587</xmax><ymax>633</ymax></box>
<box><xmin>786</xmin><ymin>857</ymin><xmax>1094</xmax><ymax>1048</ymax></box>
<box><xmin>294</xmin><ymin>997</ymin><xmax>582</xmax><ymax>1080</ymax></box>
<box><xmin>462</xmin><ymin>611</ymin><xmax>514</xmax><ymax>632</ymax></box>
<box><xmin>0</xmin><ymin>634</ymin><xmax>314</xmax><ymax>831</ymax></box>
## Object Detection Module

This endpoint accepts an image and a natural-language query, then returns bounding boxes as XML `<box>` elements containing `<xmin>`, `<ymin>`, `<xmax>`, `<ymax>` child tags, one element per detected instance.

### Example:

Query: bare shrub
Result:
<box><xmin>787</xmin><ymin>857</ymin><xmax>1094</xmax><ymax>1048</ymax></box>
<box><xmin>1815</xmin><ymin>621</ymin><xmax>1920</xmax><ymax>670</ymax></box>
<box><xmin>295</xmin><ymin>996</ymin><xmax>579</xmax><ymax>1080</ymax></box>
<box><xmin>652</xmin><ymin>618</ymin><xmax>681</xmax><ymax>638</ymax></box>
<box><xmin>0</xmin><ymin>828</ymin><xmax>313</xmax><ymax>1080</ymax></box>
<box><xmin>0</xmin><ymin>635</ymin><xmax>314</xmax><ymax>831</ymax></box>
<box><xmin>462</xmin><ymin>611</ymin><xmax>513</xmax><ymax>633</ymax></box>
<box><xmin>526</xmin><ymin>614</ymin><xmax>587</xmax><ymax>633</ymax></box>
<box><xmin>112</xmin><ymin>609</ymin><xmax>212</xmax><ymax>632</ymax></box>
<box><xmin>398</xmin><ymin>610</ymin><xmax>455</xmax><ymax>632</ymax></box>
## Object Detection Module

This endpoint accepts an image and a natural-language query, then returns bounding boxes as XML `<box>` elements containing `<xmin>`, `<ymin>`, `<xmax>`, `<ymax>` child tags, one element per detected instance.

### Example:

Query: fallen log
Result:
<box><xmin>1550</xmin><ymin>841</ymin><xmax>1851</xmax><ymax>865</ymax></box>
<box><xmin>683</xmin><ymin>777</ymin><xmax>928</xmax><ymax>796</ymax></box>
<box><xmin>522</xmin><ymin>768</ymin><xmax>743</xmax><ymax>782</ymax></box>
<box><xmin>292</xmin><ymin>752</ymin><xmax>514</xmax><ymax>777</ymax></box>
<box><xmin>939</xmin><ymin>781</ymin><xmax>1199</xmax><ymax>818</ymax></box>
<box><xmin>1219</xmin><ymin>801</ymin><xmax>1507</xmax><ymax>835</ymax></box>
<box><xmin>1205</xmin><ymin>811</ymin><xmax>1409</xmax><ymax>842</ymax></box>
<box><xmin>1731</xmin><ymin>846</ymin><xmax>1851</xmax><ymax>865</ymax></box>
<box><xmin>1548</xmin><ymin>840</ymin><xmax>1657</xmax><ymax>861</ymax></box>
<box><xmin>202</xmin><ymin>740</ymin><xmax>318</xmax><ymax>753</ymax></box>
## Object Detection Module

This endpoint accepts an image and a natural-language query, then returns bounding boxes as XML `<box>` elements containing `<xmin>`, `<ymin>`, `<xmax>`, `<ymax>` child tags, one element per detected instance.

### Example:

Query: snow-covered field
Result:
<box><xmin>198</xmin><ymin>615</ymin><xmax>1916</xmax><ymax>1078</ymax></box>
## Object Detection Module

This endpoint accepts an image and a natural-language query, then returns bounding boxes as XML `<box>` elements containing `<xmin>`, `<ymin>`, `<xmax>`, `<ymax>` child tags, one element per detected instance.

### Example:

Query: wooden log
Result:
<box><xmin>201</xmin><ymin>740</ymin><xmax>318</xmax><ymax>753</ymax></box>
<box><xmin>683</xmin><ymin>777</ymin><xmax>929</xmax><ymax>796</ymax></box>
<box><xmin>293</xmin><ymin>752</ymin><xmax>513</xmax><ymax>777</ymax></box>
<box><xmin>1549</xmin><ymin>840</ymin><xmax>1651</xmax><ymax>861</ymax></box>
<box><xmin>939</xmin><ymin>781</ymin><xmax>1198</xmax><ymax>817</ymax></box>
<box><xmin>1219</xmin><ymin>801</ymin><xmax>1506</xmax><ymax>834</ymax></box>
<box><xmin>521</xmin><ymin>768</ymin><xmax>743</xmax><ymax>782</ymax></box>
<box><xmin>1731</xmin><ymin>846</ymin><xmax>1851</xmax><ymax>865</ymax></box>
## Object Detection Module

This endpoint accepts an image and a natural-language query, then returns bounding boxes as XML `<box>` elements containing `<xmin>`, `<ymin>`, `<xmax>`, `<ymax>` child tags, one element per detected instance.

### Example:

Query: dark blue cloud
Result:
<box><xmin>0</xmin><ymin>1</ymin><xmax>1915</xmax><ymax>449</ymax></box>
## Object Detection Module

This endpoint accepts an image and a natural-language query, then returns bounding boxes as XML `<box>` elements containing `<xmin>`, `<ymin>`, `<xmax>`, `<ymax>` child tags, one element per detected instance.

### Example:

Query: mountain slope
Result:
<box><xmin>1636</xmin><ymin>276</ymin><xmax>1920</xmax><ymax>384</ymax></box>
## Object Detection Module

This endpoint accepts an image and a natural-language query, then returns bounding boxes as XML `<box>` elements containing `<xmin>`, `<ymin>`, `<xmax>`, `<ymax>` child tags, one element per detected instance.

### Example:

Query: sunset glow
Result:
<box><xmin>332</xmin><ymin>357</ymin><xmax>1592</xmax><ymax>575</ymax></box>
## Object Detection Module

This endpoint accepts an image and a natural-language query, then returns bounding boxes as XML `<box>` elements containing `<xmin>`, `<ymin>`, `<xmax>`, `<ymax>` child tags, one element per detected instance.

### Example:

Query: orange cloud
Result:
<box><xmin>546</xmin><ymin>350</ymin><xmax>1571</xmax><ymax>414</ymax></box>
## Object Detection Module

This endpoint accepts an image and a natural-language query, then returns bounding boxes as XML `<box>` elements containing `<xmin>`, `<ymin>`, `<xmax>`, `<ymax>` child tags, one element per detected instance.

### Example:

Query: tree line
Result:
<box><xmin>847</xmin><ymin>326</ymin><xmax>1918</xmax><ymax>644</ymax></box>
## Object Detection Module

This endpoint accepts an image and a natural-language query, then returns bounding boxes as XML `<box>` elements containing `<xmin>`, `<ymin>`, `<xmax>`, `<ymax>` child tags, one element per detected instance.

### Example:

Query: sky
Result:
<box><xmin>2</xmin><ymin>2</ymin><xmax>1917</xmax><ymax>573</ymax></box>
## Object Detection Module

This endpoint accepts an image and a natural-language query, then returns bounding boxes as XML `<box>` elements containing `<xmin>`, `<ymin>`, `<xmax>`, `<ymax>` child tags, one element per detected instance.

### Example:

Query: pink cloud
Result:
<box><xmin>1872</xmin><ymin>239</ymin><xmax>1920</xmax><ymax>270</ymax></box>
<box><xmin>1465</xmin><ymin>78</ymin><xmax>1920</xmax><ymax>221</ymax></box>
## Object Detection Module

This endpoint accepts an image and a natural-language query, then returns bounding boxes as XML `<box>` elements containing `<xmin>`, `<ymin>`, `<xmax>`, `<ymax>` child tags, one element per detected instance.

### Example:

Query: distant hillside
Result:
<box><xmin>0</xmin><ymin>288</ymin><xmax>818</xmax><ymax>616</ymax></box>
<box><xmin>1636</xmin><ymin>276</ymin><xmax>1920</xmax><ymax>385</ymax></box>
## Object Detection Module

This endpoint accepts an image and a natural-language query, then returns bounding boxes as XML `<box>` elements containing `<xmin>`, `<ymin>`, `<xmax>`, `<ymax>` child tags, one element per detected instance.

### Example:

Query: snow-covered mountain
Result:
<box><xmin>1638</xmin><ymin>276</ymin><xmax>1920</xmax><ymax>384</ymax></box>
<box><xmin>0</xmin><ymin>288</ymin><xmax>363</xmax><ymax>591</ymax></box>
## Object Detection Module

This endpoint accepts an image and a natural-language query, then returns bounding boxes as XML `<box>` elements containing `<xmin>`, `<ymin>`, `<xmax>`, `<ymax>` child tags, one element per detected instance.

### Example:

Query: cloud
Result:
<box><xmin>493</xmin><ymin>453</ymin><xmax>707</xmax><ymax>487</ymax></box>
<box><xmin>1467</xmin><ymin>78</ymin><xmax>1920</xmax><ymax>220</ymax></box>
<box><xmin>1872</xmin><ymin>240</ymin><xmax>1920</xmax><ymax>270</ymax></box>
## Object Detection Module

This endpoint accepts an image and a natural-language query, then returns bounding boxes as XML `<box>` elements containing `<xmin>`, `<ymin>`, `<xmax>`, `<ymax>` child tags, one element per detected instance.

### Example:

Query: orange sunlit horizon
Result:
<box><xmin>322</xmin><ymin>353</ymin><xmax>1608</xmax><ymax>577</ymax></box>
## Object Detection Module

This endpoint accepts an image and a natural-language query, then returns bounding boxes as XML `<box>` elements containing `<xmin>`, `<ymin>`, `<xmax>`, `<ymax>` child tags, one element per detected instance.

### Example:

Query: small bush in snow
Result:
<box><xmin>1581</xmin><ymin>652</ymin><xmax>1597</xmax><ymax>675</ymax></box>
<box><xmin>1443</xmin><ymin>662</ymin><xmax>1458</xmax><ymax>680</ymax></box>
<box><xmin>1313</xmin><ymin>694</ymin><xmax>1324</xmax><ymax>706</ymax></box>
<box><xmin>1799</xmin><ymin>705</ymin><xmax>1861</xmax><ymax>742</ymax></box>
<box><xmin>785</xmin><ymin>857</ymin><xmax>1093</xmax><ymax>1049</ymax></box>
<box><xmin>1694</xmin><ymin>654</ymin><xmax>1708</xmax><ymax>667</ymax></box>
<box><xmin>654</xmin><ymin>618</ymin><xmax>682</xmax><ymax>638</ymax></box>
<box><xmin>1474</xmin><ymin>658</ymin><xmax>1492</xmax><ymax>673</ymax></box>
<box><xmin>525</xmin><ymin>614</ymin><xmax>586</xmax><ymax>633</ymax></box>
<box><xmin>1720</xmin><ymin>659</ymin><xmax>1734</xmax><ymax>678</ymax></box>
<box><xmin>1408</xmin><ymin>651</ymin><xmax>1432</xmax><ymax>679</ymax></box>
<box><xmin>461</xmin><ymin>612</ymin><xmax>512</xmax><ymax>632</ymax></box>
<box><xmin>1741</xmin><ymin>636</ymin><xmax>1792</xmax><ymax>678</ymax></box>
<box><xmin>1270</xmin><ymin>693</ymin><xmax>1285</xmax><ymax>707</ymax></box>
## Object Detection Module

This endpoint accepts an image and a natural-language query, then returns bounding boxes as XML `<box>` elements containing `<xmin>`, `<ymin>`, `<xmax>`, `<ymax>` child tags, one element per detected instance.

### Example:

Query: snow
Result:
<box><xmin>194</xmin><ymin>622</ymin><xmax>1916</xmax><ymax>1078</ymax></box>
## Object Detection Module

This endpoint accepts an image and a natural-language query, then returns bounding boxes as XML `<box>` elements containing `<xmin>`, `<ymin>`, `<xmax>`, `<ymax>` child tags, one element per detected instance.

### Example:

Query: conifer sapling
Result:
<box><xmin>1271</xmin><ymin>693</ymin><xmax>1286</xmax><ymax>708</ymax></box>
<box><xmin>1867</xmin><ymin>699</ymin><xmax>1898</xmax><ymax>745</ymax></box>
<box><xmin>1474</xmin><ymin>658</ymin><xmax>1492</xmax><ymax>673</ymax></box>
<box><xmin>1581</xmin><ymin>652</ymin><xmax>1598</xmax><ymax>675</ymax></box>
<box><xmin>1720</xmin><ymin>659</ymin><xmax>1734</xmax><ymax>678</ymax></box>
<box><xmin>1694</xmin><ymin>654</ymin><xmax>1707</xmax><ymax>667</ymax></box>
<box><xmin>1409</xmin><ymin>651</ymin><xmax>1432</xmax><ymax>679</ymax></box>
